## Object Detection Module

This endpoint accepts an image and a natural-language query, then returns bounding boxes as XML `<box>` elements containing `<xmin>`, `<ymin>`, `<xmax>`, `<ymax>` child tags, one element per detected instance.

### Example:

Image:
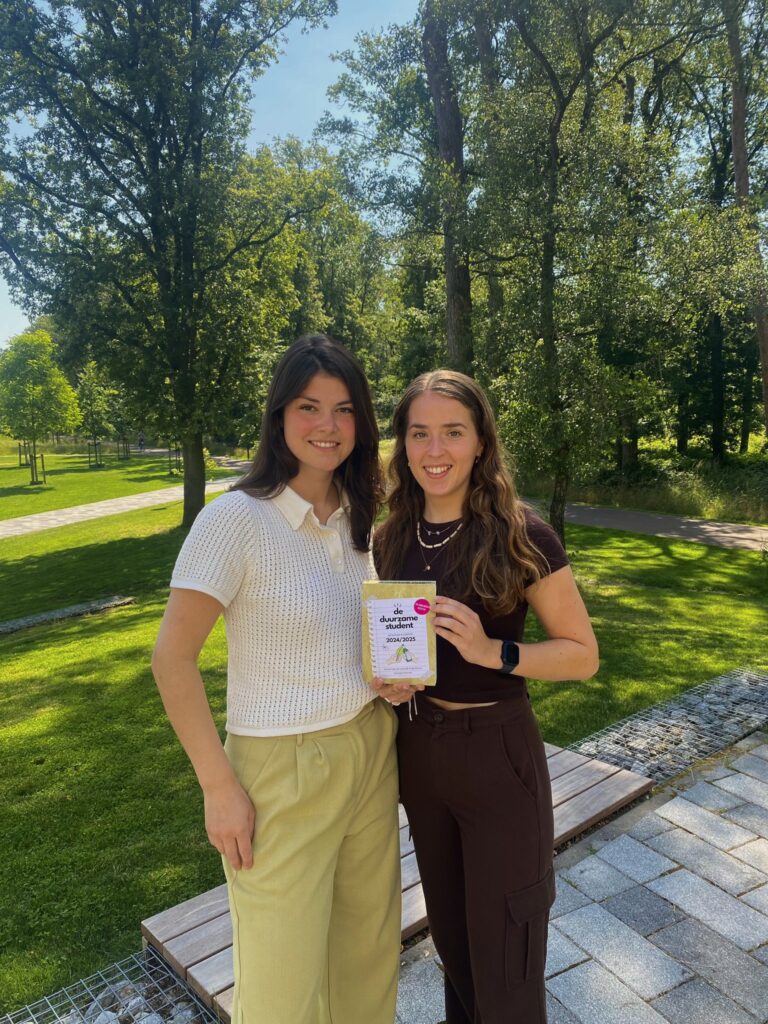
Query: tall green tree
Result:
<box><xmin>0</xmin><ymin>0</ymin><xmax>336</xmax><ymax>525</ymax></box>
<box><xmin>0</xmin><ymin>330</ymin><xmax>80</xmax><ymax>481</ymax></box>
<box><xmin>76</xmin><ymin>359</ymin><xmax>116</xmax><ymax>449</ymax></box>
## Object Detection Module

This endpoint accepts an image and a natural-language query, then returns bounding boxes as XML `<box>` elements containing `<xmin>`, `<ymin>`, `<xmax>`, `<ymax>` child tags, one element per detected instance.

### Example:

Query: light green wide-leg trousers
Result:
<box><xmin>223</xmin><ymin>698</ymin><xmax>401</xmax><ymax>1024</ymax></box>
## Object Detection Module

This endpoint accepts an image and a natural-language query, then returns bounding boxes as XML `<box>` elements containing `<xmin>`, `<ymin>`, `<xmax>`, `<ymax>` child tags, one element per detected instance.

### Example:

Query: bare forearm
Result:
<box><xmin>476</xmin><ymin>636</ymin><xmax>598</xmax><ymax>680</ymax></box>
<box><xmin>152</xmin><ymin>656</ymin><xmax>235</xmax><ymax>792</ymax></box>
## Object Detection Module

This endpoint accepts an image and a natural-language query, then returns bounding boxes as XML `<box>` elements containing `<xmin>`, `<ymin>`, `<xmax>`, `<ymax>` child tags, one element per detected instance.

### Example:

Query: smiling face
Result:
<box><xmin>282</xmin><ymin>371</ymin><xmax>356</xmax><ymax>482</ymax></box>
<box><xmin>405</xmin><ymin>390</ymin><xmax>483</xmax><ymax>519</ymax></box>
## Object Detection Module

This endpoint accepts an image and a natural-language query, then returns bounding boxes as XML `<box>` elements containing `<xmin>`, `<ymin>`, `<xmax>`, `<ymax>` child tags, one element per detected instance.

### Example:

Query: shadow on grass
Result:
<box><xmin>0</xmin><ymin>522</ymin><xmax>187</xmax><ymax>621</ymax></box>
<box><xmin>568</xmin><ymin>525</ymin><xmax>768</xmax><ymax>600</ymax></box>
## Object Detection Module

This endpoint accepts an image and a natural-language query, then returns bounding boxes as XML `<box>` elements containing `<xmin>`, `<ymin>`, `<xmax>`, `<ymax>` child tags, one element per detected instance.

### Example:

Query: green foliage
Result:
<box><xmin>0</xmin><ymin>331</ymin><xmax>80</xmax><ymax>445</ymax></box>
<box><xmin>76</xmin><ymin>360</ymin><xmax>115</xmax><ymax>444</ymax></box>
<box><xmin>0</xmin><ymin>0</ymin><xmax>338</xmax><ymax>522</ymax></box>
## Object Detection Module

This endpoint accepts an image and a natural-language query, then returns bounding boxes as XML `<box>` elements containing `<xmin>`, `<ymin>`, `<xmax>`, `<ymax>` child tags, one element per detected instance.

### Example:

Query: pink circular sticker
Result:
<box><xmin>414</xmin><ymin>598</ymin><xmax>431</xmax><ymax>615</ymax></box>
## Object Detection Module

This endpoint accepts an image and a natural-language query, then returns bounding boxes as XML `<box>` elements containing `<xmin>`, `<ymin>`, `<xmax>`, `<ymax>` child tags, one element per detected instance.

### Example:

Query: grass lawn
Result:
<box><xmin>1</xmin><ymin>501</ymin><xmax>767</xmax><ymax>1010</ymax></box>
<box><xmin>0</xmin><ymin>451</ymin><xmax>235</xmax><ymax>521</ymax></box>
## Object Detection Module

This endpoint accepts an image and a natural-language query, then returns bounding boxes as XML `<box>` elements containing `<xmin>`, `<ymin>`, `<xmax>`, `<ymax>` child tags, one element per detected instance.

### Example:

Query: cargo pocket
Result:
<box><xmin>504</xmin><ymin>867</ymin><xmax>555</xmax><ymax>989</ymax></box>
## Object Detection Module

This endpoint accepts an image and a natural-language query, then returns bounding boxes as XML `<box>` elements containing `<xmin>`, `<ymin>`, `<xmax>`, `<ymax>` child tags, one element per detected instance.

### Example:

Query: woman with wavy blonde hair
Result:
<box><xmin>374</xmin><ymin>369</ymin><xmax>598</xmax><ymax>1024</ymax></box>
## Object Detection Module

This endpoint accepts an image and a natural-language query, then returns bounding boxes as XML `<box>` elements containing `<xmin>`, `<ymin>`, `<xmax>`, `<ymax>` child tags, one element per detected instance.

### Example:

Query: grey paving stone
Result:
<box><xmin>732</xmin><ymin>837</ymin><xmax>768</xmax><ymax>874</ymax></box>
<box><xmin>554</xmin><ymin>903</ymin><xmax>691</xmax><ymax>999</ymax></box>
<box><xmin>650</xmin><ymin>918</ymin><xmax>768</xmax><ymax>1018</ymax></box>
<box><xmin>750</xmin><ymin>743</ymin><xmax>768</xmax><ymax>762</ymax></box>
<box><xmin>547</xmin><ymin>961</ymin><xmax>670</xmax><ymax>1024</ymax></box>
<box><xmin>647</xmin><ymin>827</ymin><xmax>768</xmax><ymax>896</ymax></box>
<box><xmin>551</xmin><ymin>876</ymin><xmax>593</xmax><ymax>919</ymax></box>
<box><xmin>559</xmin><ymin>855</ymin><xmax>635</xmax><ymax>901</ymax></box>
<box><xmin>731</xmin><ymin>753</ymin><xmax>768</xmax><ymax>785</ymax></box>
<box><xmin>595</xmin><ymin>835</ymin><xmax>677</xmax><ymax>884</ymax></box>
<box><xmin>656</xmin><ymin>796</ymin><xmax>756</xmax><ymax>851</ymax></box>
<box><xmin>396</xmin><ymin>950</ymin><xmax>444</xmax><ymax>1024</ymax></box>
<box><xmin>603</xmin><ymin>885</ymin><xmax>685</xmax><ymax>936</ymax></box>
<box><xmin>650</xmin><ymin>977</ymin><xmax>756</xmax><ymax>1024</ymax></box>
<box><xmin>716</xmin><ymin>772</ymin><xmax>768</xmax><ymax>811</ymax></box>
<box><xmin>725</xmin><ymin>802</ymin><xmax>768</xmax><ymax>839</ymax></box>
<box><xmin>701</xmin><ymin>766</ymin><xmax>737</xmax><ymax>782</ymax></box>
<box><xmin>742</xmin><ymin>883</ymin><xmax>768</xmax><ymax>915</ymax></box>
<box><xmin>754</xmin><ymin>944</ymin><xmax>768</xmax><ymax>966</ymax></box>
<box><xmin>648</xmin><ymin>869</ymin><xmax>768</xmax><ymax>950</ymax></box>
<box><xmin>674</xmin><ymin>779</ymin><xmax>743</xmax><ymax>811</ymax></box>
<box><xmin>545</xmin><ymin>925</ymin><xmax>589</xmax><ymax>979</ymax></box>
<box><xmin>629</xmin><ymin>812</ymin><xmax>676</xmax><ymax>842</ymax></box>
<box><xmin>545</xmin><ymin>992</ymin><xmax>580</xmax><ymax>1024</ymax></box>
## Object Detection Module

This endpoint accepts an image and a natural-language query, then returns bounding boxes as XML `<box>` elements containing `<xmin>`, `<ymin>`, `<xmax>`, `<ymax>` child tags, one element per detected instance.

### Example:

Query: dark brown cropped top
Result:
<box><xmin>376</xmin><ymin>507</ymin><xmax>569</xmax><ymax>703</ymax></box>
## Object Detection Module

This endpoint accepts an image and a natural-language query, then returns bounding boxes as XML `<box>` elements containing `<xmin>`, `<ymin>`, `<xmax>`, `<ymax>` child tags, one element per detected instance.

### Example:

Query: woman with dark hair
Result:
<box><xmin>152</xmin><ymin>335</ymin><xmax>400</xmax><ymax>1024</ymax></box>
<box><xmin>374</xmin><ymin>370</ymin><xmax>598</xmax><ymax>1024</ymax></box>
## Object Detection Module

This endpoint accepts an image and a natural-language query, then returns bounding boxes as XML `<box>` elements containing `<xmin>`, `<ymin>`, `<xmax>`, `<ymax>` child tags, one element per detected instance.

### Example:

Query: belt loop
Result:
<box><xmin>296</xmin><ymin>733</ymin><xmax>304</xmax><ymax>747</ymax></box>
<box><xmin>464</xmin><ymin>710</ymin><xmax>472</xmax><ymax>735</ymax></box>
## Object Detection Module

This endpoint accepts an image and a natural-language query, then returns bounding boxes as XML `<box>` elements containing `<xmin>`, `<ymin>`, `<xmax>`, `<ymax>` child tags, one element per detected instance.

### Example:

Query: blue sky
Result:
<box><xmin>0</xmin><ymin>0</ymin><xmax>418</xmax><ymax>345</ymax></box>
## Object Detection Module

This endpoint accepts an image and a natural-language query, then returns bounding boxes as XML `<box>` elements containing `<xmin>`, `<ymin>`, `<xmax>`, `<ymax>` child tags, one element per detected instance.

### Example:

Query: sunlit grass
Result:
<box><xmin>0</xmin><ymin>451</ymin><xmax>233</xmax><ymax>521</ymax></box>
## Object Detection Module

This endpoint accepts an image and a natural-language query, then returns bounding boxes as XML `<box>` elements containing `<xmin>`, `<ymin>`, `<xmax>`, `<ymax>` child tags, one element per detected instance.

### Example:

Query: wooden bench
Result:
<box><xmin>142</xmin><ymin>744</ymin><xmax>652</xmax><ymax>1019</ymax></box>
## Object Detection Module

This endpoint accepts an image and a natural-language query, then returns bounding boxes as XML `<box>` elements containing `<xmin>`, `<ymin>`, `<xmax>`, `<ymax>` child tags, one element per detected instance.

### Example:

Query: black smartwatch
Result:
<box><xmin>499</xmin><ymin>640</ymin><xmax>520</xmax><ymax>675</ymax></box>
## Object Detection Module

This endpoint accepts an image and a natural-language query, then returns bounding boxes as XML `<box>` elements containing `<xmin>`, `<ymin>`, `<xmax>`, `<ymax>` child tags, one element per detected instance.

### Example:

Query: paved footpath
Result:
<box><xmin>397</xmin><ymin>730</ymin><xmax>768</xmax><ymax>1024</ymax></box>
<box><xmin>563</xmin><ymin>503</ymin><xmax>767</xmax><ymax>552</ymax></box>
<box><xmin>0</xmin><ymin>478</ymin><xmax>237</xmax><ymax>539</ymax></box>
<box><xmin>1</xmin><ymin>476</ymin><xmax>766</xmax><ymax>549</ymax></box>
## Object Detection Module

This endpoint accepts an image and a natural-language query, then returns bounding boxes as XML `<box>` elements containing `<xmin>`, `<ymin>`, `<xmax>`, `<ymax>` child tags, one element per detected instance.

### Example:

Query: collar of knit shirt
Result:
<box><xmin>271</xmin><ymin>483</ymin><xmax>350</xmax><ymax>530</ymax></box>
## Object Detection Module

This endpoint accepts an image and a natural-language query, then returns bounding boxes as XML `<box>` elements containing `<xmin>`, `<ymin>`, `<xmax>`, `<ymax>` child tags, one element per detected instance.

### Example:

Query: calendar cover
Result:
<box><xmin>362</xmin><ymin>580</ymin><xmax>437</xmax><ymax>686</ymax></box>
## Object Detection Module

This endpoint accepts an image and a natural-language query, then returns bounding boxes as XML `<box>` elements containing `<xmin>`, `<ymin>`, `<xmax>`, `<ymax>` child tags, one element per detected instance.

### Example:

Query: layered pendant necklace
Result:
<box><xmin>416</xmin><ymin>518</ymin><xmax>463</xmax><ymax>572</ymax></box>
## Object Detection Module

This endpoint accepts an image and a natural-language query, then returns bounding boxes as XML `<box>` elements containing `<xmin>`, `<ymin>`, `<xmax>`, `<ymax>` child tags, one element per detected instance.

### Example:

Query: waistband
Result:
<box><xmin>404</xmin><ymin>689</ymin><xmax>532</xmax><ymax>731</ymax></box>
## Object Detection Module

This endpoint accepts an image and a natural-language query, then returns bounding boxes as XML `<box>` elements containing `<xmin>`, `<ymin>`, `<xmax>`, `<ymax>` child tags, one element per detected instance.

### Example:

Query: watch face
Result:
<box><xmin>502</xmin><ymin>641</ymin><xmax>519</xmax><ymax>669</ymax></box>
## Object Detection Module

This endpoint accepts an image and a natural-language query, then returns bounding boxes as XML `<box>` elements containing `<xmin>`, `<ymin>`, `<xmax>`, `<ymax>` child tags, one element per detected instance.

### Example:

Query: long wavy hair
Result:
<box><xmin>375</xmin><ymin>370</ymin><xmax>546</xmax><ymax>613</ymax></box>
<box><xmin>232</xmin><ymin>334</ymin><xmax>383</xmax><ymax>552</ymax></box>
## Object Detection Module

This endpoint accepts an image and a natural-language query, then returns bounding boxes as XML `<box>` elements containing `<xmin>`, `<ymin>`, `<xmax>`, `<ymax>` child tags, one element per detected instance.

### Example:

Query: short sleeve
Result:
<box><xmin>170</xmin><ymin>492</ymin><xmax>250</xmax><ymax>607</ymax></box>
<box><xmin>524</xmin><ymin>508</ymin><xmax>569</xmax><ymax>582</ymax></box>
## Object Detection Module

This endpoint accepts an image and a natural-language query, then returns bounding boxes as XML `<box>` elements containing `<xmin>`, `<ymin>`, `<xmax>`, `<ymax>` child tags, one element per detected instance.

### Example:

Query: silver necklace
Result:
<box><xmin>420</xmin><ymin>518</ymin><xmax>461</xmax><ymax>538</ymax></box>
<box><xmin>416</xmin><ymin>519</ymin><xmax>463</xmax><ymax>571</ymax></box>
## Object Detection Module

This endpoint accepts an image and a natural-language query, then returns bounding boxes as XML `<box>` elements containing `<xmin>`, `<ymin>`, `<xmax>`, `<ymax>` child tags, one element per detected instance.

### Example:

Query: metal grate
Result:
<box><xmin>2</xmin><ymin>948</ymin><xmax>218</xmax><ymax>1024</ymax></box>
<box><xmin>568</xmin><ymin>667</ymin><xmax>768</xmax><ymax>783</ymax></box>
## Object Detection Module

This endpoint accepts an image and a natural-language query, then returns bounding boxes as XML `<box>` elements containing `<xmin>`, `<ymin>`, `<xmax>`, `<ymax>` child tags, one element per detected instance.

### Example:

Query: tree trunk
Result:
<box><xmin>676</xmin><ymin>392</ymin><xmax>690</xmax><ymax>455</ymax></box>
<box><xmin>621</xmin><ymin>418</ymin><xmax>639</xmax><ymax>474</ymax></box>
<box><xmin>422</xmin><ymin>2</ymin><xmax>473</xmax><ymax>373</ymax></box>
<box><xmin>542</xmin><ymin>125</ymin><xmax>569</xmax><ymax>545</ymax></box>
<box><xmin>182</xmin><ymin>433</ymin><xmax>206</xmax><ymax>527</ymax></box>
<box><xmin>29</xmin><ymin>437</ymin><xmax>39</xmax><ymax>485</ymax></box>
<box><xmin>722</xmin><ymin>0</ymin><xmax>768</xmax><ymax>434</ymax></box>
<box><xmin>708</xmin><ymin>313</ymin><xmax>726</xmax><ymax>464</ymax></box>
<box><xmin>739</xmin><ymin>345</ymin><xmax>757</xmax><ymax>452</ymax></box>
<box><xmin>549</xmin><ymin>462</ymin><xmax>569</xmax><ymax>545</ymax></box>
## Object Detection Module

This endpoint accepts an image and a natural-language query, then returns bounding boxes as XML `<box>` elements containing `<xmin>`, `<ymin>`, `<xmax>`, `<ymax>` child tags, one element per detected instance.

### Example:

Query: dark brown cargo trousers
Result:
<box><xmin>396</xmin><ymin>691</ymin><xmax>555</xmax><ymax>1024</ymax></box>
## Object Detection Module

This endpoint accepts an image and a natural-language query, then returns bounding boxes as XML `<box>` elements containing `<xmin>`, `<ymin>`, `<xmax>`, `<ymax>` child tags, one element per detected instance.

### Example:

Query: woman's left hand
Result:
<box><xmin>433</xmin><ymin>596</ymin><xmax>501</xmax><ymax>669</ymax></box>
<box><xmin>371</xmin><ymin>676</ymin><xmax>424</xmax><ymax>706</ymax></box>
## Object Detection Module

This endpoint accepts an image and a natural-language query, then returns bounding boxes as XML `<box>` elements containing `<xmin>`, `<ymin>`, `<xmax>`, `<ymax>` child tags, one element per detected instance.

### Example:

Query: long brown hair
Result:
<box><xmin>375</xmin><ymin>370</ymin><xmax>545</xmax><ymax>613</ymax></box>
<box><xmin>232</xmin><ymin>334</ymin><xmax>383</xmax><ymax>552</ymax></box>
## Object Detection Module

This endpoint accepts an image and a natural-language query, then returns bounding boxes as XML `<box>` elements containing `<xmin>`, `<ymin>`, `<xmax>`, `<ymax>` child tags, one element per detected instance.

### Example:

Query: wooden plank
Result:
<box><xmin>551</xmin><ymin>760</ymin><xmax>620</xmax><ymax>808</ymax></box>
<box><xmin>543</xmin><ymin>742</ymin><xmax>560</xmax><ymax>758</ymax></box>
<box><xmin>399</xmin><ymin>803</ymin><xmax>408</xmax><ymax>829</ymax></box>
<box><xmin>141</xmin><ymin>884</ymin><xmax>228</xmax><ymax>945</ymax></box>
<box><xmin>399</xmin><ymin>824</ymin><xmax>414</xmax><ymax>858</ymax></box>
<box><xmin>187</xmin><ymin>946</ymin><xmax>234</xmax><ymax>1005</ymax></box>
<box><xmin>401</xmin><ymin>850</ymin><xmax>420</xmax><ymax>890</ymax></box>
<box><xmin>546</xmin><ymin>748</ymin><xmax>591</xmax><ymax>781</ymax></box>
<box><xmin>213</xmin><ymin>987</ymin><xmax>234</xmax><ymax>1023</ymax></box>
<box><xmin>401</xmin><ymin>883</ymin><xmax>427</xmax><ymax>940</ymax></box>
<box><xmin>554</xmin><ymin>768</ymin><xmax>653</xmax><ymax>846</ymax></box>
<box><xmin>163</xmin><ymin>912</ymin><xmax>232</xmax><ymax>978</ymax></box>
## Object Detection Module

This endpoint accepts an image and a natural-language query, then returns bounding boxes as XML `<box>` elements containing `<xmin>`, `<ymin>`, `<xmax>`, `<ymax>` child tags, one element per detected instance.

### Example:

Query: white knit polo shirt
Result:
<box><xmin>170</xmin><ymin>487</ymin><xmax>375</xmax><ymax>736</ymax></box>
